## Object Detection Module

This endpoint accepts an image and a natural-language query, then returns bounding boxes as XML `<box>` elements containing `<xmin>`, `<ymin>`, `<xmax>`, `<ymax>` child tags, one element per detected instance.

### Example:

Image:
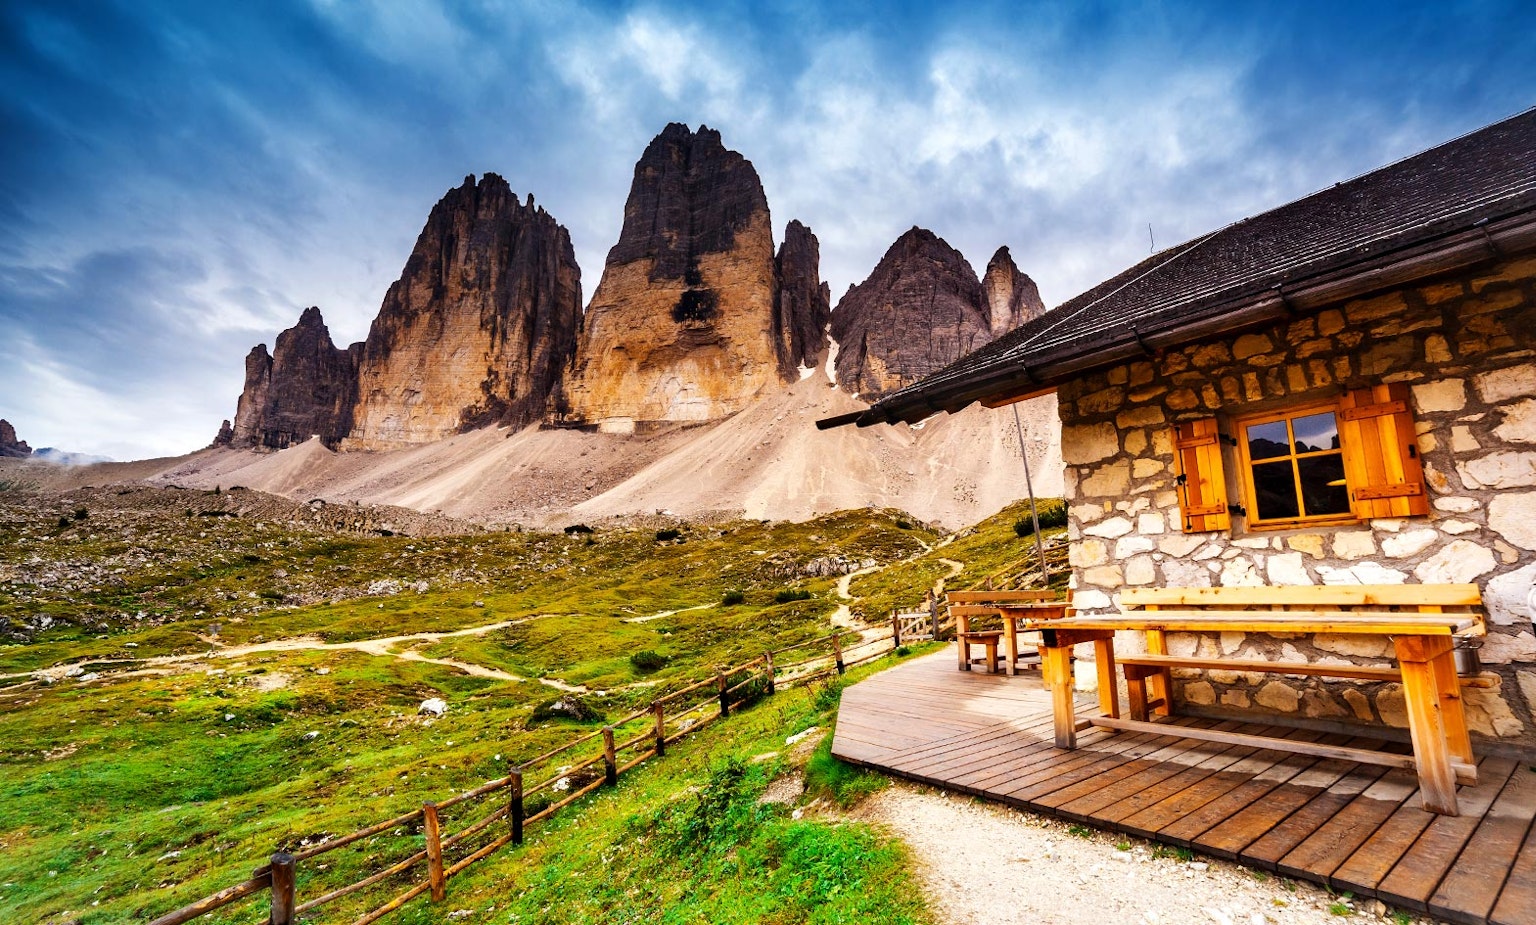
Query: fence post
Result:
<box><xmin>764</xmin><ymin>650</ymin><xmax>776</xmax><ymax>695</ymax></box>
<box><xmin>891</xmin><ymin>611</ymin><xmax>901</xmax><ymax>649</ymax></box>
<box><xmin>602</xmin><ymin>726</ymin><xmax>618</xmax><ymax>787</ymax></box>
<box><xmin>268</xmin><ymin>852</ymin><xmax>295</xmax><ymax>925</ymax></box>
<box><xmin>717</xmin><ymin>668</ymin><xmax>730</xmax><ymax>718</ymax></box>
<box><xmin>832</xmin><ymin>633</ymin><xmax>845</xmax><ymax>675</ymax></box>
<box><xmin>652</xmin><ymin>699</ymin><xmax>666</xmax><ymax>757</ymax></box>
<box><xmin>509</xmin><ymin>770</ymin><xmax>524</xmax><ymax>847</ymax></box>
<box><xmin>423</xmin><ymin>801</ymin><xmax>446</xmax><ymax>903</ymax></box>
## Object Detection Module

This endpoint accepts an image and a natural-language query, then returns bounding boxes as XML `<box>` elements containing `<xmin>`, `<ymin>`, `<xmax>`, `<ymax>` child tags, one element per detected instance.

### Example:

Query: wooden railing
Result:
<box><xmin>143</xmin><ymin>625</ymin><xmax>905</xmax><ymax>925</ymax></box>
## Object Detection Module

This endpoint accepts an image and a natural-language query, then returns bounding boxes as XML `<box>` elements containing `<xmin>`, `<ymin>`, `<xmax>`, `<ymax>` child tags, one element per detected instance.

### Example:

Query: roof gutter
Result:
<box><xmin>820</xmin><ymin>209</ymin><xmax>1536</xmax><ymax>430</ymax></box>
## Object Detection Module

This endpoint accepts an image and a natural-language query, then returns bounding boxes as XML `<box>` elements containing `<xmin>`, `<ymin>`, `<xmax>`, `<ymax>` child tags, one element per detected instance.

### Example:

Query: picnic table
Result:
<box><xmin>947</xmin><ymin>591</ymin><xmax>1069</xmax><ymax>675</ymax></box>
<box><xmin>1000</xmin><ymin>584</ymin><xmax>1488</xmax><ymax>816</ymax></box>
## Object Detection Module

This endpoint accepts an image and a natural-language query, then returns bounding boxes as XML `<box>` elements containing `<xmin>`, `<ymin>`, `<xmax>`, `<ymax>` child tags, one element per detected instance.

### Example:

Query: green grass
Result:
<box><xmin>0</xmin><ymin>496</ymin><xmax>959</xmax><ymax>924</ymax></box>
<box><xmin>846</xmin><ymin>498</ymin><xmax>1067</xmax><ymax>624</ymax></box>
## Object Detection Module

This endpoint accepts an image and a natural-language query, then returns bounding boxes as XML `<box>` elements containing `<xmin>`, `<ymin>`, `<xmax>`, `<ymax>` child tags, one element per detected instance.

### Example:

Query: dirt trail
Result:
<box><xmin>829</xmin><ymin>537</ymin><xmax>965</xmax><ymax>648</ymax></box>
<box><xmin>623</xmin><ymin>602</ymin><xmax>717</xmax><ymax>624</ymax></box>
<box><xmin>28</xmin><ymin>618</ymin><xmax>591</xmax><ymax>692</ymax></box>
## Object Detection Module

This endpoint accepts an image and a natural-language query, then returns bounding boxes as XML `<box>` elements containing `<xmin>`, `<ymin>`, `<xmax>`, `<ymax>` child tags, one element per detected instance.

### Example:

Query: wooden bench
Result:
<box><xmin>1006</xmin><ymin>584</ymin><xmax>1487</xmax><ymax>816</ymax></box>
<box><xmin>946</xmin><ymin>590</ymin><xmax>1068</xmax><ymax>674</ymax></box>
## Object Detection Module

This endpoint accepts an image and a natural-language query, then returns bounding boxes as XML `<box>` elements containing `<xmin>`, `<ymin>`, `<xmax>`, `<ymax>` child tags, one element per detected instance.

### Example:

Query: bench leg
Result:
<box><xmin>1124</xmin><ymin>665</ymin><xmax>1151</xmax><ymax>722</ymax></box>
<box><xmin>1395</xmin><ymin>636</ymin><xmax>1459</xmax><ymax>816</ymax></box>
<box><xmin>956</xmin><ymin>615</ymin><xmax>970</xmax><ymax>671</ymax></box>
<box><xmin>1094</xmin><ymin>637</ymin><xmax>1119</xmax><ymax>719</ymax></box>
<box><xmin>983</xmin><ymin>639</ymin><xmax>1000</xmax><ymax>674</ymax></box>
<box><xmin>1041</xmin><ymin>644</ymin><xmax>1076</xmax><ymax>749</ymax></box>
<box><xmin>1145</xmin><ymin>629</ymin><xmax>1172</xmax><ymax>717</ymax></box>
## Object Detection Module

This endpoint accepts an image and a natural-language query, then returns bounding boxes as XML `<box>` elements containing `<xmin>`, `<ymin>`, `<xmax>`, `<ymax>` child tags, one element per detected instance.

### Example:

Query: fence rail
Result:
<box><xmin>144</xmin><ymin>623</ymin><xmax>907</xmax><ymax>925</ymax></box>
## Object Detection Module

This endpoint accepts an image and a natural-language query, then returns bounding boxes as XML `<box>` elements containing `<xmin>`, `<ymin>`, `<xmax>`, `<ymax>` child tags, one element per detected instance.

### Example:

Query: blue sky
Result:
<box><xmin>1</xmin><ymin>0</ymin><xmax>1532</xmax><ymax>459</ymax></box>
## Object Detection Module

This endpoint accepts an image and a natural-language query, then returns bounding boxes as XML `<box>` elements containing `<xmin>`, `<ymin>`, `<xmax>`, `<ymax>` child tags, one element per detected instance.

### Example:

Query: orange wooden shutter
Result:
<box><xmin>1337</xmin><ymin>382</ymin><xmax>1430</xmax><ymax>518</ymax></box>
<box><xmin>1173</xmin><ymin>418</ymin><xmax>1231</xmax><ymax>533</ymax></box>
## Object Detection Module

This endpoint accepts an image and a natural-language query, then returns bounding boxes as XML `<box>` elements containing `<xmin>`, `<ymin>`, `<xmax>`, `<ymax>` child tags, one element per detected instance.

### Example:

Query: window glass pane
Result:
<box><xmin>1246</xmin><ymin>420</ymin><xmax>1290</xmax><ymax>460</ymax></box>
<box><xmin>1297</xmin><ymin>453</ymin><xmax>1350</xmax><ymax>517</ymax></box>
<box><xmin>1252</xmin><ymin>460</ymin><xmax>1300</xmax><ymax>520</ymax></box>
<box><xmin>1292</xmin><ymin>412</ymin><xmax>1340</xmax><ymax>454</ymax></box>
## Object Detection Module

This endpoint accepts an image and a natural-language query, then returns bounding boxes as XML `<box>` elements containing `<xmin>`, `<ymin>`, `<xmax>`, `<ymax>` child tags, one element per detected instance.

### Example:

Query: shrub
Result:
<box><xmin>894</xmin><ymin>519</ymin><xmax>913</xmax><ymax>530</ymax></box>
<box><xmin>655</xmin><ymin>528</ymin><xmax>682</xmax><ymax>542</ymax></box>
<box><xmin>56</xmin><ymin>516</ymin><xmax>70</xmax><ymax>529</ymax></box>
<box><xmin>721</xmin><ymin>590</ymin><xmax>746</xmax><ymax>606</ymax></box>
<box><xmin>563</xmin><ymin>524</ymin><xmax>594</xmax><ymax>535</ymax></box>
<box><xmin>72</xmin><ymin>507</ymin><xmax>88</xmax><ymax>521</ymax></box>
<box><xmin>630</xmin><ymin>650</ymin><xmax>670</xmax><ymax>672</ymax></box>
<box><xmin>1013</xmin><ymin>499</ymin><xmax>1067</xmax><ymax>536</ymax></box>
<box><xmin>774</xmin><ymin>588</ymin><xmax>812</xmax><ymax>604</ymax></box>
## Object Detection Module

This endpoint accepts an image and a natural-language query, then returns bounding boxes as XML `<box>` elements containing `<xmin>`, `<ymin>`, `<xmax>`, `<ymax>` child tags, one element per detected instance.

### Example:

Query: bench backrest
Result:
<box><xmin>1119</xmin><ymin>583</ymin><xmax>1482</xmax><ymax>612</ymax></box>
<box><xmin>945</xmin><ymin>589</ymin><xmax>1065</xmax><ymax>605</ymax></box>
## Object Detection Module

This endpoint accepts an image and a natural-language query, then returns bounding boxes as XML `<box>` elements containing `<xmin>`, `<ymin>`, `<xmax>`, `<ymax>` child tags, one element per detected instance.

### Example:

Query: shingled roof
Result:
<box><xmin>822</xmin><ymin>106</ymin><xmax>1536</xmax><ymax>429</ymax></box>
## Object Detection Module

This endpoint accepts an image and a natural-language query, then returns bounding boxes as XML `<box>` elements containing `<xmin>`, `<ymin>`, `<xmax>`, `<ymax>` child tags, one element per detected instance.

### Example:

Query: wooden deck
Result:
<box><xmin>832</xmin><ymin>652</ymin><xmax>1536</xmax><ymax>925</ymax></box>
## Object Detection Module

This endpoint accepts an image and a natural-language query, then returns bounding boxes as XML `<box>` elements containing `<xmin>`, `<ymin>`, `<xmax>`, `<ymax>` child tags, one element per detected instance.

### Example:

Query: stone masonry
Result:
<box><xmin>1057</xmin><ymin>253</ymin><xmax>1536</xmax><ymax>751</ymax></box>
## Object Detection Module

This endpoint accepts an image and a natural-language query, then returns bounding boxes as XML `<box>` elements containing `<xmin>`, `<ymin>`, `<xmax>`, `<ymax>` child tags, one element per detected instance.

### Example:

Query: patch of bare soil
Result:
<box><xmin>851</xmin><ymin>782</ymin><xmax>1441</xmax><ymax>925</ymax></box>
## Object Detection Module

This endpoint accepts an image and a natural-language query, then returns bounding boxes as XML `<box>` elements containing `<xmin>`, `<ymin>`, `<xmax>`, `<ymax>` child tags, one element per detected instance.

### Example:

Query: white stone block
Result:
<box><xmin>1494</xmin><ymin>398</ymin><xmax>1536</xmax><ymax>444</ymax></box>
<box><xmin>1062</xmin><ymin>422</ymin><xmax>1121</xmax><ymax>464</ymax></box>
<box><xmin>1136</xmin><ymin>511</ymin><xmax>1166</xmax><ymax>535</ymax></box>
<box><xmin>1482</xmin><ymin>631</ymin><xmax>1536</xmax><ymax>664</ymax></box>
<box><xmin>1489</xmin><ymin>491</ymin><xmax>1536</xmax><ymax>549</ymax></box>
<box><xmin>1317</xmin><ymin>561</ymin><xmax>1409</xmax><ymax>585</ymax></box>
<box><xmin>1412</xmin><ymin>539</ymin><xmax>1497</xmax><ymax>584</ymax></box>
<box><xmin>1411</xmin><ymin>378</ymin><xmax>1467</xmax><ymax>413</ymax></box>
<box><xmin>1434</xmin><ymin>497</ymin><xmax>1481</xmax><ymax>513</ymax></box>
<box><xmin>1114</xmin><ymin>535</ymin><xmax>1156</xmax><ymax>558</ymax></box>
<box><xmin>1266</xmin><ymin>552</ymin><xmax>1314</xmax><ymax>586</ymax></box>
<box><xmin>1474</xmin><ymin>362</ymin><xmax>1536</xmax><ymax>404</ymax></box>
<box><xmin>1485</xmin><ymin>561</ymin><xmax>1536</xmax><ymax>626</ymax></box>
<box><xmin>1083</xmin><ymin>516</ymin><xmax>1134</xmax><ymax>539</ymax></box>
<box><xmin>1331</xmin><ymin>531</ymin><xmax>1378</xmax><ymax>560</ymax></box>
<box><xmin>1457</xmin><ymin>451</ymin><xmax>1536</xmax><ymax>489</ymax></box>
<box><xmin>1380</xmin><ymin>528</ymin><xmax>1439</xmax><ymax>558</ymax></box>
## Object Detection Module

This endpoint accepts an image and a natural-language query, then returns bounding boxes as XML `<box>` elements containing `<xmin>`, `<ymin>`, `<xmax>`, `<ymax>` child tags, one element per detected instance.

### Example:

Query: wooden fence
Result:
<box><xmin>144</xmin><ymin>625</ymin><xmax>903</xmax><ymax>925</ymax></box>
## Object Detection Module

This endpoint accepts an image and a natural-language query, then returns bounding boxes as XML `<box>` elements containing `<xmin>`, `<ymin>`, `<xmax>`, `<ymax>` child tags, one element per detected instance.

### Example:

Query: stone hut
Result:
<box><xmin>822</xmin><ymin>108</ymin><xmax>1536</xmax><ymax>754</ymax></box>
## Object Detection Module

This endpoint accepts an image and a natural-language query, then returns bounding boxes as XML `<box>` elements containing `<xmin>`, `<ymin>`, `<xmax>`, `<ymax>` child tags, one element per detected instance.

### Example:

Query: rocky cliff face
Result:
<box><xmin>830</xmin><ymin>227</ymin><xmax>998</xmax><ymax>399</ymax></box>
<box><xmin>562</xmin><ymin>124</ymin><xmax>794</xmax><ymax>431</ymax></box>
<box><xmin>348</xmin><ymin>174</ymin><xmax>583</xmax><ymax>448</ymax></box>
<box><xmin>773</xmin><ymin>220</ymin><xmax>831</xmax><ymax>375</ymax></box>
<box><xmin>982</xmin><ymin>246</ymin><xmax>1046</xmax><ymax>333</ymax></box>
<box><xmin>230</xmin><ymin>307</ymin><xmax>359</xmax><ymax>450</ymax></box>
<box><xmin>0</xmin><ymin>419</ymin><xmax>32</xmax><ymax>458</ymax></box>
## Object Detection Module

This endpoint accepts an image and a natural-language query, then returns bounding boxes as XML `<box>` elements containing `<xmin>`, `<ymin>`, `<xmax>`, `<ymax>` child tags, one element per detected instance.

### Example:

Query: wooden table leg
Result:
<box><xmin>1124</xmin><ymin>666</ymin><xmax>1150</xmax><ymax>721</ymax></box>
<box><xmin>1395</xmin><ymin>635</ymin><xmax>1459</xmax><ymax>816</ymax></box>
<box><xmin>1431</xmin><ymin>644</ymin><xmax>1476</xmax><ymax>773</ymax></box>
<box><xmin>1145</xmin><ymin>627</ymin><xmax>1172</xmax><ymax>717</ymax></box>
<box><xmin>1004</xmin><ymin>616</ymin><xmax>1019</xmax><ymax>677</ymax></box>
<box><xmin>956</xmin><ymin>615</ymin><xmax>970</xmax><ymax>671</ymax></box>
<box><xmin>1094</xmin><ymin>637</ymin><xmax>1119</xmax><ymax>719</ymax></box>
<box><xmin>1041</xmin><ymin>641</ymin><xmax>1077</xmax><ymax>749</ymax></box>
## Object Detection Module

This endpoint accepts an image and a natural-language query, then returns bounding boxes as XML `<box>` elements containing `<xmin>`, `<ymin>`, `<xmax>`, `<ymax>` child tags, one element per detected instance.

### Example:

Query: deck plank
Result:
<box><xmin>829</xmin><ymin>651</ymin><xmax>1532</xmax><ymax>925</ymax></box>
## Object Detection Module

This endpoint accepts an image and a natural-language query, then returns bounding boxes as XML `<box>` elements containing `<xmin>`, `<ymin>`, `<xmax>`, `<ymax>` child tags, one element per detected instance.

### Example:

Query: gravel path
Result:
<box><xmin>852</xmin><ymin>781</ymin><xmax>1440</xmax><ymax>925</ymax></box>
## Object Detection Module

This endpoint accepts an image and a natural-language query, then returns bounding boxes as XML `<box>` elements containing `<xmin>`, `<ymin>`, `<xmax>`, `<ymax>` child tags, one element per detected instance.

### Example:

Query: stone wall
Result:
<box><xmin>1057</xmin><ymin>252</ymin><xmax>1536</xmax><ymax>751</ymax></box>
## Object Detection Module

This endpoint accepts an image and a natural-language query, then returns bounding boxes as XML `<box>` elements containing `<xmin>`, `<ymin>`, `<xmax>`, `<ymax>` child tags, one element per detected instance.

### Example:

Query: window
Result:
<box><xmin>1234</xmin><ymin>403</ymin><xmax>1352</xmax><ymax>527</ymax></box>
<box><xmin>1172</xmin><ymin>382</ymin><xmax>1429</xmax><ymax>534</ymax></box>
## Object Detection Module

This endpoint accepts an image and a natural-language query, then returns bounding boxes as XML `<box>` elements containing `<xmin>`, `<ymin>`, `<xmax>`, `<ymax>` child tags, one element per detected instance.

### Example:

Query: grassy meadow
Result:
<box><xmin>0</xmin><ymin>486</ymin><xmax>1061</xmax><ymax>923</ymax></box>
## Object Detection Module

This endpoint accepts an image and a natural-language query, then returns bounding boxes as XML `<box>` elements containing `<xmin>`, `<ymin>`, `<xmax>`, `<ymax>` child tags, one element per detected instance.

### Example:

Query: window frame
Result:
<box><xmin>1231</xmin><ymin>399</ymin><xmax>1359</xmax><ymax>532</ymax></box>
